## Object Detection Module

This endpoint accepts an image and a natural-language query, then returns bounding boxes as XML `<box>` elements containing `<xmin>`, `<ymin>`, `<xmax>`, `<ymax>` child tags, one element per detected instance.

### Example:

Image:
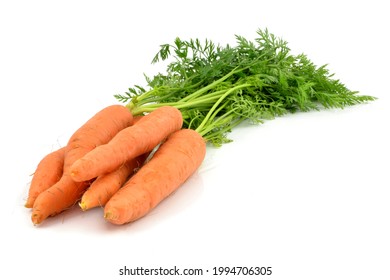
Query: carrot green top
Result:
<box><xmin>115</xmin><ymin>28</ymin><xmax>375</xmax><ymax>146</ymax></box>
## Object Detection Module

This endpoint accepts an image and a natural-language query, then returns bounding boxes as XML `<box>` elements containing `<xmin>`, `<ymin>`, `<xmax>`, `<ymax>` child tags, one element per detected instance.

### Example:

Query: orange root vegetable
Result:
<box><xmin>25</xmin><ymin>146</ymin><xmax>67</xmax><ymax>208</ymax></box>
<box><xmin>79</xmin><ymin>115</ymin><xmax>147</xmax><ymax>210</ymax></box>
<box><xmin>132</xmin><ymin>115</ymin><xmax>144</xmax><ymax>124</ymax></box>
<box><xmin>31</xmin><ymin>177</ymin><xmax>90</xmax><ymax>225</ymax></box>
<box><xmin>79</xmin><ymin>153</ymin><xmax>148</xmax><ymax>210</ymax></box>
<box><xmin>31</xmin><ymin>105</ymin><xmax>134</xmax><ymax>225</ymax></box>
<box><xmin>104</xmin><ymin>128</ymin><xmax>206</xmax><ymax>225</ymax></box>
<box><xmin>69</xmin><ymin>106</ymin><xmax>183</xmax><ymax>182</ymax></box>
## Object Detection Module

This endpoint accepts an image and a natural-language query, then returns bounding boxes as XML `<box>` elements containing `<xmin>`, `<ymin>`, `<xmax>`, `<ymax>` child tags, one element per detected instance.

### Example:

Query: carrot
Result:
<box><xmin>79</xmin><ymin>153</ymin><xmax>148</xmax><ymax>210</ymax></box>
<box><xmin>69</xmin><ymin>106</ymin><xmax>183</xmax><ymax>182</ymax></box>
<box><xmin>104</xmin><ymin>128</ymin><xmax>206</xmax><ymax>225</ymax></box>
<box><xmin>78</xmin><ymin>115</ymin><xmax>147</xmax><ymax>210</ymax></box>
<box><xmin>31</xmin><ymin>105</ymin><xmax>133</xmax><ymax>225</ymax></box>
<box><xmin>25</xmin><ymin>146</ymin><xmax>67</xmax><ymax>208</ymax></box>
<box><xmin>132</xmin><ymin>115</ymin><xmax>144</xmax><ymax>123</ymax></box>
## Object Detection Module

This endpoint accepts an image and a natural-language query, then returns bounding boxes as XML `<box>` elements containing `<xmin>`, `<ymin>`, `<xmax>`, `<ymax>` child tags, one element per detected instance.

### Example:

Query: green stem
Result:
<box><xmin>130</xmin><ymin>89</ymin><xmax>229</xmax><ymax>115</ymax></box>
<box><xmin>202</xmin><ymin>117</ymin><xmax>244</xmax><ymax>143</ymax></box>
<box><xmin>195</xmin><ymin>83</ymin><xmax>251</xmax><ymax>134</ymax></box>
<box><xmin>178</xmin><ymin>66</ymin><xmax>243</xmax><ymax>103</ymax></box>
<box><xmin>197</xmin><ymin>107</ymin><xmax>235</xmax><ymax>136</ymax></box>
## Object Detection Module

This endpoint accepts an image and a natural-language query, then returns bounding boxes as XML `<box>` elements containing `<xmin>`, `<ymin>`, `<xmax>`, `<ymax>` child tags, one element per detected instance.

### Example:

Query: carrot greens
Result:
<box><xmin>115</xmin><ymin>28</ymin><xmax>375</xmax><ymax>146</ymax></box>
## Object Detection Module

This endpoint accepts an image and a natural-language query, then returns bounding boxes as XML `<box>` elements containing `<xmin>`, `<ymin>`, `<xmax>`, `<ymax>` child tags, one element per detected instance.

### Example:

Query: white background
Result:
<box><xmin>1</xmin><ymin>0</ymin><xmax>389</xmax><ymax>279</ymax></box>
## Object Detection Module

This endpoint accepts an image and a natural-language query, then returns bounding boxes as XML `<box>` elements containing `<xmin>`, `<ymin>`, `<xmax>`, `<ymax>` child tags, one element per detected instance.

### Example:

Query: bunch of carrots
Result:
<box><xmin>26</xmin><ymin>105</ymin><xmax>205</xmax><ymax>225</ymax></box>
<box><xmin>25</xmin><ymin>29</ymin><xmax>375</xmax><ymax>225</ymax></box>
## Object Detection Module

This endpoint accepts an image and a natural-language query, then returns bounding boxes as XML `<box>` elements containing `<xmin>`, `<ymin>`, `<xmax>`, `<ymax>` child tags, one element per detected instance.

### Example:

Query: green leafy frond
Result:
<box><xmin>118</xmin><ymin>28</ymin><xmax>375</xmax><ymax>146</ymax></box>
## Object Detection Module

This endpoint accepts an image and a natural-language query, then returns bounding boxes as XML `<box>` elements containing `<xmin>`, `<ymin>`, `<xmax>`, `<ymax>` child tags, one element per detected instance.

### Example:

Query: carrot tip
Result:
<box><xmin>104</xmin><ymin>211</ymin><xmax>116</xmax><ymax>221</ymax></box>
<box><xmin>104</xmin><ymin>209</ymin><xmax>125</xmax><ymax>225</ymax></box>
<box><xmin>25</xmin><ymin>202</ymin><xmax>33</xmax><ymax>208</ymax></box>
<box><xmin>31</xmin><ymin>215</ymin><xmax>41</xmax><ymax>226</ymax></box>
<box><xmin>79</xmin><ymin>201</ymin><xmax>88</xmax><ymax>211</ymax></box>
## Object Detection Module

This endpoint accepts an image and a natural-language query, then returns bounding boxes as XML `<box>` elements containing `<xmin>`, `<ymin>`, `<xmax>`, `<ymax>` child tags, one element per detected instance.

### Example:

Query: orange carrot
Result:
<box><xmin>132</xmin><ymin>115</ymin><xmax>144</xmax><ymax>124</ymax></box>
<box><xmin>79</xmin><ymin>153</ymin><xmax>148</xmax><ymax>210</ymax></box>
<box><xmin>31</xmin><ymin>105</ymin><xmax>133</xmax><ymax>225</ymax></box>
<box><xmin>25</xmin><ymin>146</ymin><xmax>67</xmax><ymax>208</ymax></box>
<box><xmin>104</xmin><ymin>128</ymin><xmax>206</xmax><ymax>225</ymax></box>
<box><xmin>78</xmin><ymin>115</ymin><xmax>147</xmax><ymax>210</ymax></box>
<box><xmin>70</xmin><ymin>106</ymin><xmax>183</xmax><ymax>182</ymax></box>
